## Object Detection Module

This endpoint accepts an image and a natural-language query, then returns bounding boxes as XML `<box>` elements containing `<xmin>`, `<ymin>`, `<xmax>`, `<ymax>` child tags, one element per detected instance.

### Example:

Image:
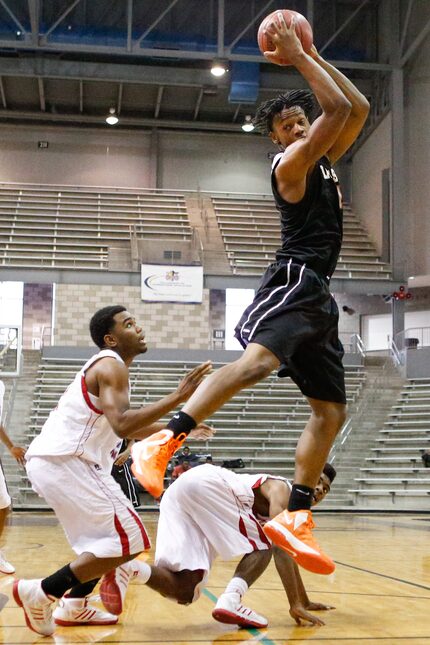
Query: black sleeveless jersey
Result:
<box><xmin>271</xmin><ymin>154</ymin><xmax>343</xmax><ymax>278</ymax></box>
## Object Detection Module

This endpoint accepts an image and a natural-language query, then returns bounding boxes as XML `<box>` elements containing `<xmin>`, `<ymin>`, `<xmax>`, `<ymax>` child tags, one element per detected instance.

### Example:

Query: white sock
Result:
<box><xmin>223</xmin><ymin>577</ymin><xmax>248</xmax><ymax>599</ymax></box>
<box><xmin>130</xmin><ymin>560</ymin><xmax>151</xmax><ymax>584</ymax></box>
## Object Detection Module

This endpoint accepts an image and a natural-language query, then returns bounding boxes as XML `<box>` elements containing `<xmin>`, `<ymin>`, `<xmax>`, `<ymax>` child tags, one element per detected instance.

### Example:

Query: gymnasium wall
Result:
<box><xmin>53</xmin><ymin>283</ymin><xmax>210</xmax><ymax>349</ymax></box>
<box><xmin>351</xmin><ymin>113</ymin><xmax>391</xmax><ymax>256</ymax></box>
<box><xmin>406</xmin><ymin>35</ymin><xmax>430</xmax><ymax>275</ymax></box>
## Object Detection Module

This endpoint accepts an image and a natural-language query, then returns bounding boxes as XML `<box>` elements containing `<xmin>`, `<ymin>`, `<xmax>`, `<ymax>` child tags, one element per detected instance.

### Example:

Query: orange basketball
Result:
<box><xmin>257</xmin><ymin>9</ymin><xmax>313</xmax><ymax>65</ymax></box>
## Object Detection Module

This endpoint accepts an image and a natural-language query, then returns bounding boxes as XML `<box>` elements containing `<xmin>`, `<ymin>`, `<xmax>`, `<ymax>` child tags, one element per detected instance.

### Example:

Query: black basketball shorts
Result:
<box><xmin>234</xmin><ymin>259</ymin><xmax>346</xmax><ymax>404</ymax></box>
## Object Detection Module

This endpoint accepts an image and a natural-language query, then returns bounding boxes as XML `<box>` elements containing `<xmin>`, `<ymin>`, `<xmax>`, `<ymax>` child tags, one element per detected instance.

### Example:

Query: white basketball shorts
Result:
<box><xmin>26</xmin><ymin>455</ymin><xmax>150</xmax><ymax>558</ymax></box>
<box><xmin>155</xmin><ymin>465</ymin><xmax>271</xmax><ymax>580</ymax></box>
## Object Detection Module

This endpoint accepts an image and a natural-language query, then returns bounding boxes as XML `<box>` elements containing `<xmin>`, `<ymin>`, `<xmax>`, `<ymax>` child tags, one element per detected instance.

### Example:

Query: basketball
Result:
<box><xmin>257</xmin><ymin>9</ymin><xmax>313</xmax><ymax>65</ymax></box>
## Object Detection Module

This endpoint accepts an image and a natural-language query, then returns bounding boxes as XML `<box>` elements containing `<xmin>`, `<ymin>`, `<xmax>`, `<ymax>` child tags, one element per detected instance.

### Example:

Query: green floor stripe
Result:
<box><xmin>202</xmin><ymin>588</ymin><xmax>277</xmax><ymax>645</ymax></box>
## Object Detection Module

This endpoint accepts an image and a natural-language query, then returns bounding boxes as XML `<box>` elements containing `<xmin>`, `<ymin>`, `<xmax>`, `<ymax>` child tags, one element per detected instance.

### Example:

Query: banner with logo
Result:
<box><xmin>141</xmin><ymin>264</ymin><xmax>203</xmax><ymax>303</ymax></box>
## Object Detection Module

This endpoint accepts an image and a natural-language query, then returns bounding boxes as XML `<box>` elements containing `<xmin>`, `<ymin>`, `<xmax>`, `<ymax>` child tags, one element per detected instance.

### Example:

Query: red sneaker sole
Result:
<box><xmin>212</xmin><ymin>608</ymin><xmax>267</xmax><ymax>629</ymax></box>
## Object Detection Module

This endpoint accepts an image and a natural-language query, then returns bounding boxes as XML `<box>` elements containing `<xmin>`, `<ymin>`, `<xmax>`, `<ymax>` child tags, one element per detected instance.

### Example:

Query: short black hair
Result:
<box><xmin>323</xmin><ymin>462</ymin><xmax>337</xmax><ymax>483</ymax></box>
<box><xmin>89</xmin><ymin>305</ymin><xmax>127</xmax><ymax>349</ymax></box>
<box><xmin>254</xmin><ymin>89</ymin><xmax>317</xmax><ymax>135</ymax></box>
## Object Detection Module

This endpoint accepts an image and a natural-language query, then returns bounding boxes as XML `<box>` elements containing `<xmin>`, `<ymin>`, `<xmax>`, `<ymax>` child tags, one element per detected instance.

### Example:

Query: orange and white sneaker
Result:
<box><xmin>13</xmin><ymin>578</ymin><xmax>56</xmax><ymax>636</ymax></box>
<box><xmin>212</xmin><ymin>592</ymin><xmax>268</xmax><ymax>629</ymax></box>
<box><xmin>263</xmin><ymin>509</ymin><xmax>335</xmax><ymax>575</ymax></box>
<box><xmin>53</xmin><ymin>595</ymin><xmax>118</xmax><ymax>626</ymax></box>
<box><xmin>131</xmin><ymin>429</ymin><xmax>186</xmax><ymax>498</ymax></box>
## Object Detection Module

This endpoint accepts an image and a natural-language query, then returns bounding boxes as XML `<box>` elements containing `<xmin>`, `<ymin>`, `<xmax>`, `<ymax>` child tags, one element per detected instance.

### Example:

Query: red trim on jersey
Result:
<box><xmin>251</xmin><ymin>477</ymin><xmax>263</xmax><ymax>489</ymax></box>
<box><xmin>127</xmin><ymin>508</ymin><xmax>151</xmax><ymax>551</ymax></box>
<box><xmin>114</xmin><ymin>514</ymin><xmax>130</xmax><ymax>556</ymax></box>
<box><xmin>238</xmin><ymin>516</ymin><xmax>257</xmax><ymax>550</ymax></box>
<box><xmin>81</xmin><ymin>375</ymin><xmax>103</xmax><ymax>415</ymax></box>
<box><xmin>248</xmin><ymin>513</ymin><xmax>271</xmax><ymax>547</ymax></box>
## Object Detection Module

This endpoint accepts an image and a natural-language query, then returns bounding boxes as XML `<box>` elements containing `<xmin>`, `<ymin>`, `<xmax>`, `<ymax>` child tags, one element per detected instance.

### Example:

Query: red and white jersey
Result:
<box><xmin>26</xmin><ymin>350</ymin><xmax>124</xmax><ymax>473</ymax></box>
<box><xmin>236</xmin><ymin>472</ymin><xmax>292</xmax><ymax>526</ymax></box>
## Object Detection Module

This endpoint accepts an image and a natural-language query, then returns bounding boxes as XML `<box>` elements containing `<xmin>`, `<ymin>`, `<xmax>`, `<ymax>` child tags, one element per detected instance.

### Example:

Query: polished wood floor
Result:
<box><xmin>0</xmin><ymin>512</ymin><xmax>429</xmax><ymax>644</ymax></box>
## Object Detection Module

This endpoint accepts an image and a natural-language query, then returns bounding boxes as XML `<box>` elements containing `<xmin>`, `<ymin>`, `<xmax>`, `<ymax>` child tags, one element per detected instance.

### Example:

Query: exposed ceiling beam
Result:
<box><xmin>319</xmin><ymin>0</ymin><xmax>370</xmax><ymax>55</ymax></box>
<box><xmin>154</xmin><ymin>86</ymin><xmax>164</xmax><ymax>118</ymax></box>
<box><xmin>401</xmin><ymin>17</ymin><xmax>430</xmax><ymax>67</ymax></box>
<box><xmin>135</xmin><ymin>0</ymin><xmax>181</xmax><ymax>47</ymax></box>
<box><xmin>27</xmin><ymin>0</ymin><xmax>40</xmax><ymax>45</ymax></box>
<box><xmin>79</xmin><ymin>79</ymin><xmax>83</xmax><ymax>113</ymax></box>
<box><xmin>232</xmin><ymin>104</ymin><xmax>241</xmax><ymax>123</ymax></box>
<box><xmin>0</xmin><ymin>0</ymin><xmax>27</xmax><ymax>35</ymax></box>
<box><xmin>0</xmin><ymin>76</ymin><xmax>7</xmax><ymax>109</ymax></box>
<box><xmin>193</xmin><ymin>87</ymin><xmax>204</xmax><ymax>120</ymax></box>
<box><xmin>0</xmin><ymin>56</ymin><xmax>374</xmax><ymax>94</ymax></box>
<box><xmin>217</xmin><ymin>0</ymin><xmax>225</xmax><ymax>57</ymax></box>
<box><xmin>43</xmin><ymin>0</ymin><xmax>83</xmax><ymax>39</ymax></box>
<box><xmin>0</xmin><ymin>108</ymin><xmax>247</xmax><ymax>132</ymax></box>
<box><xmin>400</xmin><ymin>0</ymin><xmax>414</xmax><ymax>56</ymax></box>
<box><xmin>0</xmin><ymin>37</ymin><xmax>392</xmax><ymax>70</ymax></box>
<box><xmin>227</xmin><ymin>0</ymin><xmax>275</xmax><ymax>52</ymax></box>
<box><xmin>38</xmin><ymin>77</ymin><xmax>45</xmax><ymax>111</ymax></box>
<box><xmin>126</xmin><ymin>0</ymin><xmax>133</xmax><ymax>52</ymax></box>
<box><xmin>117</xmin><ymin>82</ymin><xmax>123</xmax><ymax>115</ymax></box>
<box><xmin>306</xmin><ymin>0</ymin><xmax>314</xmax><ymax>28</ymax></box>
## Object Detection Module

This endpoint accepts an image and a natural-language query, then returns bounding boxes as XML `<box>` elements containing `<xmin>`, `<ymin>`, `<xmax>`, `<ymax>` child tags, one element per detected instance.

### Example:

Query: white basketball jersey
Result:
<box><xmin>0</xmin><ymin>380</ymin><xmax>5</xmax><ymax>422</ymax></box>
<box><xmin>26</xmin><ymin>350</ymin><xmax>124</xmax><ymax>473</ymax></box>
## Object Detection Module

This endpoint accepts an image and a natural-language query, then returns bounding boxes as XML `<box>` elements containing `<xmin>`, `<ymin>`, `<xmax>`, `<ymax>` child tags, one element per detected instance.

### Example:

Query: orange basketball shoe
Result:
<box><xmin>131</xmin><ymin>429</ymin><xmax>187</xmax><ymax>498</ymax></box>
<box><xmin>263</xmin><ymin>509</ymin><xmax>335</xmax><ymax>575</ymax></box>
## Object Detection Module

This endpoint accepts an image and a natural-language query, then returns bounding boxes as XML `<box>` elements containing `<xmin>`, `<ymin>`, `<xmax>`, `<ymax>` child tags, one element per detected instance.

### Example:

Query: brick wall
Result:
<box><xmin>54</xmin><ymin>284</ymin><xmax>210</xmax><ymax>349</ymax></box>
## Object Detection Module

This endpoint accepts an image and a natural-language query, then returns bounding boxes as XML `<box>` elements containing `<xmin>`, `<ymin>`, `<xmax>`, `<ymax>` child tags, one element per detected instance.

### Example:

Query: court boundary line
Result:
<box><xmin>335</xmin><ymin>560</ymin><xmax>430</xmax><ymax>592</ymax></box>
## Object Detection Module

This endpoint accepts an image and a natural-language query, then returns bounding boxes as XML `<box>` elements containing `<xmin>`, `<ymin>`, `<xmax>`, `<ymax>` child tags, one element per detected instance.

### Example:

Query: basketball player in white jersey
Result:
<box><xmin>13</xmin><ymin>305</ymin><xmax>213</xmax><ymax>637</ymax></box>
<box><xmin>0</xmin><ymin>379</ymin><xmax>26</xmax><ymax>576</ymax></box>
<box><xmin>100</xmin><ymin>463</ymin><xmax>335</xmax><ymax>629</ymax></box>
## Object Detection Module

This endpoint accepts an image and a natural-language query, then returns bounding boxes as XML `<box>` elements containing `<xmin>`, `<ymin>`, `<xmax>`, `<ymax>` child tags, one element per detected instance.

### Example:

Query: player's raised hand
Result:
<box><xmin>188</xmin><ymin>423</ymin><xmax>215</xmax><ymax>440</ymax></box>
<box><xmin>175</xmin><ymin>361</ymin><xmax>212</xmax><ymax>401</ymax></box>
<box><xmin>289</xmin><ymin>604</ymin><xmax>325</xmax><ymax>626</ymax></box>
<box><xmin>263</xmin><ymin>13</ymin><xmax>304</xmax><ymax>65</ymax></box>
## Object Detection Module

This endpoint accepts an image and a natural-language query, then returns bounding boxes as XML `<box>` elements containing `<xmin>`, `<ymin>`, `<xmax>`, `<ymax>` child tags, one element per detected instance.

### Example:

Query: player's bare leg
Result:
<box><xmin>264</xmin><ymin>399</ymin><xmax>346</xmax><ymax>575</ymax></box>
<box><xmin>213</xmin><ymin>550</ymin><xmax>272</xmax><ymax>628</ymax></box>
<box><xmin>132</xmin><ymin>343</ymin><xmax>280</xmax><ymax>497</ymax></box>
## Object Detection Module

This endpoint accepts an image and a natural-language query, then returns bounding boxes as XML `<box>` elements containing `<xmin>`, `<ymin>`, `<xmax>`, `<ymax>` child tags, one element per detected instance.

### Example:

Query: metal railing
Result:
<box><xmin>394</xmin><ymin>327</ymin><xmax>430</xmax><ymax>352</ymax></box>
<box><xmin>339</xmin><ymin>332</ymin><xmax>366</xmax><ymax>357</ymax></box>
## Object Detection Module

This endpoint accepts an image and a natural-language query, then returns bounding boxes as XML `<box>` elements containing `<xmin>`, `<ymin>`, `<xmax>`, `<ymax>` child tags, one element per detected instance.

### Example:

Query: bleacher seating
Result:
<box><xmin>18</xmin><ymin>356</ymin><xmax>367</xmax><ymax>506</ymax></box>
<box><xmin>213</xmin><ymin>196</ymin><xmax>391</xmax><ymax>280</ymax></box>
<box><xmin>350</xmin><ymin>377</ymin><xmax>430</xmax><ymax>508</ymax></box>
<box><xmin>0</xmin><ymin>184</ymin><xmax>192</xmax><ymax>270</ymax></box>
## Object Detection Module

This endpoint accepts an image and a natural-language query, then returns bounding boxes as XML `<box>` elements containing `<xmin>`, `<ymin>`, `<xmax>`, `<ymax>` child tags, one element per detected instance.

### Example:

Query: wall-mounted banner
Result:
<box><xmin>141</xmin><ymin>264</ymin><xmax>203</xmax><ymax>303</ymax></box>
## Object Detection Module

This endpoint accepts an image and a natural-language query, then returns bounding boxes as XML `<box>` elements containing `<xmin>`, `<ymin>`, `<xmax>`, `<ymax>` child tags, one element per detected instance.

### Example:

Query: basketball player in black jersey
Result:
<box><xmin>133</xmin><ymin>12</ymin><xmax>369</xmax><ymax>575</ymax></box>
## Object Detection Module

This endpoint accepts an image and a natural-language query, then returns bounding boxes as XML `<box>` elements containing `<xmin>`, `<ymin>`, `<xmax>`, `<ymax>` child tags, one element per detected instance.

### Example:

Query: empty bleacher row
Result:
<box><xmin>350</xmin><ymin>377</ymin><xmax>430</xmax><ymax>509</ymax></box>
<box><xmin>0</xmin><ymin>183</ymin><xmax>391</xmax><ymax>280</ymax></box>
<box><xmin>17</xmin><ymin>356</ymin><xmax>367</xmax><ymax>506</ymax></box>
<box><xmin>0</xmin><ymin>184</ymin><xmax>192</xmax><ymax>270</ymax></box>
<box><xmin>213</xmin><ymin>196</ymin><xmax>391</xmax><ymax>280</ymax></box>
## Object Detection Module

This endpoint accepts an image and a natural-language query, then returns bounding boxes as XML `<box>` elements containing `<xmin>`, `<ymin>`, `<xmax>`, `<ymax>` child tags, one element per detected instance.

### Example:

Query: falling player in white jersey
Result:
<box><xmin>100</xmin><ymin>462</ymin><xmax>336</xmax><ymax>628</ymax></box>
<box><xmin>13</xmin><ymin>305</ymin><xmax>213</xmax><ymax>637</ymax></box>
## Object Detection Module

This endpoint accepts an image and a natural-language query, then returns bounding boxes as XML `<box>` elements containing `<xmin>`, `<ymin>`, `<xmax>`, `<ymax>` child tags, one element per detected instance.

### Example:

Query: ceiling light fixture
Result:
<box><xmin>241</xmin><ymin>115</ymin><xmax>255</xmax><ymax>132</ymax></box>
<box><xmin>106</xmin><ymin>107</ymin><xmax>119</xmax><ymax>125</ymax></box>
<box><xmin>210</xmin><ymin>59</ymin><xmax>228</xmax><ymax>77</ymax></box>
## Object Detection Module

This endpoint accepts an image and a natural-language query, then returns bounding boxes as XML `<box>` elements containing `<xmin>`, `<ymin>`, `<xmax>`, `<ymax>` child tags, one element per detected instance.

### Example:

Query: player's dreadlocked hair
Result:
<box><xmin>253</xmin><ymin>89</ymin><xmax>317</xmax><ymax>134</ymax></box>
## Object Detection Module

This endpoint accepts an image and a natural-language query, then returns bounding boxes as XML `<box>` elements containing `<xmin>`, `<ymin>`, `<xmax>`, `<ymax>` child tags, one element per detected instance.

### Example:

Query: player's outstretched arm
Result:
<box><xmin>0</xmin><ymin>423</ymin><xmax>26</xmax><ymax>467</ymax></box>
<box><xmin>273</xmin><ymin>546</ymin><xmax>332</xmax><ymax>626</ymax></box>
<box><xmin>96</xmin><ymin>358</ymin><xmax>212</xmax><ymax>439</ymax></box>
<box><xmin>309</xmin><ymin>46</ymin><xmax>370</xmax><ymax>163</ymax></box>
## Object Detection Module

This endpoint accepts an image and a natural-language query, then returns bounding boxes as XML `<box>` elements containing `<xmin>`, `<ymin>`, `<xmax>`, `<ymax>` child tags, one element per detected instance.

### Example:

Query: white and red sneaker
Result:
<box><xmin>53</xmin><ymin>595</ymin><xmax>118</xmax><ymax>626</ymax></box>
<box><xmin>100</xmin><ymin>562</ymin><xmax>137</xmax><ymax>615</ymax></box>
<box><xmin>13</xmin><ymin>578</ymin><xmax>56</xmax><ymax>636</ymax></box>
<box><xmin>212</xmin><ymin>592</ymin><xmax>268</xmax><ymax>629</ymax></box>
